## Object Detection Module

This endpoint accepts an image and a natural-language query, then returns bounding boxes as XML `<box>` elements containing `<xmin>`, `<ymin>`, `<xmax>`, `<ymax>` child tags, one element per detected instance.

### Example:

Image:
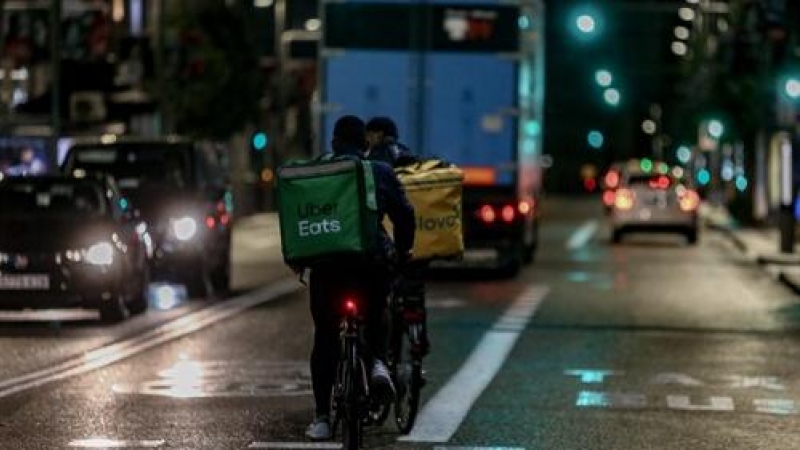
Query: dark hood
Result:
<box><xmin>0</xmin><ymin>217</ymin><xmax>118</xmax><ymax>252</ymax></box>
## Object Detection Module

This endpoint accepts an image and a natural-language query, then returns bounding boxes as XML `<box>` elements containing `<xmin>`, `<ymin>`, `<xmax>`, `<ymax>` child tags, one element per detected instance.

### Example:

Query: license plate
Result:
<box><xmin>0</xmin><ymin>274</ymin><xmax>50</xmax><ymax>290</ymax></box>
<box><xmin>462</xmin><ymin>249</ymin><xmax>499</xmax><ymax>262</ymax></box>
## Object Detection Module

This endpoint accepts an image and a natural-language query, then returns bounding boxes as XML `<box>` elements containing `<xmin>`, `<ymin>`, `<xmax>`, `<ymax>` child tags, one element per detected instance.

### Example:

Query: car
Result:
<box><xmin>0</xmin><ymin>175</ymin><xmax>150</xmax><ymax>321</ymax></box>
<box><xmin>60</xmin><ymin>136</ymin><xmax>232</xmax><ymax>298</ymax></box>
<box><xmin>610</xmin><ymin>166</ymin><xmax>700</xmax><ymax>244</ymax></box>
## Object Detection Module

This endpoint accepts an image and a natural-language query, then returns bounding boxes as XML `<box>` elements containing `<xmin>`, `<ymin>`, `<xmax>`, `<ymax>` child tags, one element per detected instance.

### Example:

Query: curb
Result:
<box><xmin>709</xmin><ymin>223</ymin><xmax>800</xmax><ymax>295</ymax></box>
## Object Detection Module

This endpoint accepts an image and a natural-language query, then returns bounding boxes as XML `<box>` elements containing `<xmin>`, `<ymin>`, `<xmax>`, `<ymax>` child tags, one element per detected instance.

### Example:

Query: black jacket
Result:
<box><xmin>333</xmin><ymin>146</ymin><xmax>415</xmax><ymax>261</ymax></box>
<box><xmin>366</xmin><ymin>140</ymin><xmax>419</xmax><ymax>168</ymax></box>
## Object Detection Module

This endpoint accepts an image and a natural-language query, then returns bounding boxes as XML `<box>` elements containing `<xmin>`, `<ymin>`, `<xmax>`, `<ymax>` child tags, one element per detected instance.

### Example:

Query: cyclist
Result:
<box><xmin>364</xmin><ymin>116</ymin><xmax>431</xmax><ymax>356</ymax></box>
<box><xmin>305</xmin><ymin>115</ymin><xmax>416</xmax><ymax>441</ymax></box>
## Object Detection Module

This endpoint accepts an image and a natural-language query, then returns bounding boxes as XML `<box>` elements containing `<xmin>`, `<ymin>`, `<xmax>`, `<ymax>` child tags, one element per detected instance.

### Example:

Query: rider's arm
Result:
<box><xmin>375</xmin><ymin>162</ymin><xmax>415</xmax><ymax>259</ymax></box>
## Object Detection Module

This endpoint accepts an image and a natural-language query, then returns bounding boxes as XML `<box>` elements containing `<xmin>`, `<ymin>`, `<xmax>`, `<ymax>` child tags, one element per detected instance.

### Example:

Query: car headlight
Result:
<box><xmin>85</xmin><ymin>242</ymin><xmax>115</xmax><ymax>265</ymax></box>
<box><xmin>171</xmin><ymin>217</ymin><xmax>198</xmax><ymax>241</ymax></box>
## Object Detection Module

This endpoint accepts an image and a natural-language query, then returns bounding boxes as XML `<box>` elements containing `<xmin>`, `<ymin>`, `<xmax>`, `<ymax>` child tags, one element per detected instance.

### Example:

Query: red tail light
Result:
<box><xmin>604</xmin><ymin>170</ymin><xmax>620</xmax><ymax>189</ymax></box>
<box><xmin>649</xmin><ymin>175</ymin><xmax>671</xmax><ymax>190</ymax></box>
<box><xmin>501</xmin><ymin>205</ymin><xmax>516</xmax><ymax>223</ymax></box>
<box><xmin>220</xmin><ymin>213</ymin><xmax>230</xmax><ymax>225</ymax></box>
<box><xmin>479</xmin><ymin>205</ymin><xmax>496</xmax><ymax>223</ymax></box>
<box><xmin>614</xmin><ymin>188</ymin><xmax>635</xmax><ymax>210</ymax></box>
<box><xmin>602</xmin><ymin>189</ymin><xmax>616</xmax><ymax>206</ymax></box>
<box><xmin>344</xmin><ymin>298</ymin><xmax>358</xmax><ymax>315</ymax></box>
<box><xmin>205</xmin><ymin>216</ymin><xmax>216</xmax><ymax>229</ymax></box>
<box><xmin>679</xmin><ymin>189</ymin><xmax>700</xmax><ymax>212</ymax></box>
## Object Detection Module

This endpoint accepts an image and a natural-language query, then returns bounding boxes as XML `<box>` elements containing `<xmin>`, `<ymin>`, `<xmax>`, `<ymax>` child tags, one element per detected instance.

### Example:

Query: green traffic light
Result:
<box><xmin>576</xmin><ymin>14</ymin><xmax>596</xmax><ymax>34</ymax></box>
<box><xmin>252</xmin><ymin>132</ymin><xmax>268</xmax><ymax>151</ymax></box>
<box><xmin>595</xmin><ymin>69</ymin><xmax>613</xmax><ymax>87</ymax></box>
<box><xmin>640</xmin><ymin>158</ymin><xmax>653</xmax><ymax>172</ymax></box>
<box><xmin>707</xmin><ymin>120</ymin><xmax>724</xmax><ymax>139</ymax></box>
<box><xmin>587</xmin><ymin>130</ymin><xmax>604</xmax><ymax>149</ymax></box>
<box><xmin>786</xmin><ymin>78</ymin><xmax>800</xmax><ymax>99</ymax></box>
<box><xmin>603</xmin><ymin>88</ymin><xmax>620</xmax><ymax>106</ymax></box>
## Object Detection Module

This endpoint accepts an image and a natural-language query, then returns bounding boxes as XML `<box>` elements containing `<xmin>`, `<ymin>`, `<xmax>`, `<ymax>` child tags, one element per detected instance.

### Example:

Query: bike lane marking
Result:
<box><xmin>566</xmin><ymin>220</ymin><xmax>598</xmax><ymax>250</ymax></box>
<box><xmin>400</xmin><ymin>284</ymin><xmax>550</xmax><ymax>443</ymax></box>
<box><xmin>0</xmin><ymin>278</ymin><xmax>302</xmax><ymax>398</ymax></box>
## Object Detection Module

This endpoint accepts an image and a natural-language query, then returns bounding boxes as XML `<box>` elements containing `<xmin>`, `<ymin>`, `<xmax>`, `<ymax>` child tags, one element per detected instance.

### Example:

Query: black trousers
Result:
<box><xmin>309</xmin><ymin>263</ymin><xmax>390</xmax><ymax>418</ymax></box>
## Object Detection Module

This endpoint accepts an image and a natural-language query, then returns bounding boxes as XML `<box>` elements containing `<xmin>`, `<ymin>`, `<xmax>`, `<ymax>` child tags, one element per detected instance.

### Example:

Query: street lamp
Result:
<box><xmin>785</xmin><ymin>78</ymin><xmax>800</xmax><ymax>99</ymax></box>
<box><xmin>576</xmin><ymin>14</ymin><xmax>596</xmax><ymax>34</ymax></box>
<box><xmin>603</xmin><ymin>88</ymin><xmax>620</xmax><ymax>106</ymax></box>
<box><xmin>594</xmin><ymin>69</ymin><xmax>613</xmax><ymax>87</ymax></box>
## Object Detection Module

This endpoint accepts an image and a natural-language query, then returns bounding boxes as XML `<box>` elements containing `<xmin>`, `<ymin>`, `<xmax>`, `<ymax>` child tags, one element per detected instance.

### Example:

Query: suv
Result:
<box><xmin>61</xmin><ymin>135</ymin><xmax>232</xmax><ymax>297</ymax></box>
<box><xmin>610</xmin><ymin>166</ymin><xmax>700</xmax><ymax>245</ymax></box>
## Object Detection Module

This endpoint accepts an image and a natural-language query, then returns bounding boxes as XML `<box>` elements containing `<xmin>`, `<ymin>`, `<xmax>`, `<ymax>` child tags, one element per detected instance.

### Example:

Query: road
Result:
<box><xmin>0</xmin><ymin>196</ymin><xmax>799</xmax><ymax>449</ymax></box>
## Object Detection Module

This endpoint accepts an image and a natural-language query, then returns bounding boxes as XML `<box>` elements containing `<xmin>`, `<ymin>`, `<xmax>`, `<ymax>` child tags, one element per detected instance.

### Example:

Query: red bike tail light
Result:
<box><xmin>205</xmin><ymin>216</ymin><xmax>216</xmax><ymax>229</ymax></box>
<box><xmin>344</xmin><ymin>298</ymin><xmax>358</xmax><ymax>315</ymax></box>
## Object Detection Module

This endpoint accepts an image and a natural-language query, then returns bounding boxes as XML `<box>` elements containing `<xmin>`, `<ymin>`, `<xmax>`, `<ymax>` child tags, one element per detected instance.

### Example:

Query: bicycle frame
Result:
<box><xmin>333</xmin><ymin>298</ymin><xmax>369</xmax><ymax>450</ymax></box>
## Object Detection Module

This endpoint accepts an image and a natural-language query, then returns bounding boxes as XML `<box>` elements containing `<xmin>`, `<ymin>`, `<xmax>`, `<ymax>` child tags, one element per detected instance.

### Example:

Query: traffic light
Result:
<box><xmin>785</xmin><ymin>77</ymin><xmax>800</xmax><ymax>99</ymax></box>
<box><xmin>707</xmin><ymin>120</ymin><xmax>724</xmax><ymax>139</ymax></box>
<box><xmin>603</xmin><ymin>88</ymin><xmax>620</xmax><ymax>106</ymax></box>
<box><xmin>595</xmin><ymin>69</ymin><xmax>613</xmax><ymax>87</ymax></box>
<box><xmin>587</xmin><ymin>130</ymin><xmax>604</xmax><ymax>149</ymax></box>
<box><xmin>251</xmin><ymin>131</ymin><xmax>269</xmax><ymax>151</ymax></box>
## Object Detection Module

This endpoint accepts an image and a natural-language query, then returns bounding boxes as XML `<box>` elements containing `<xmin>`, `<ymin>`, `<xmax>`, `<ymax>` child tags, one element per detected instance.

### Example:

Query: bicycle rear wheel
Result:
<box><xmin>394</xmin><ymin>323</ymin><xmax>422</xmax><ymax>435</ymax></box>
<box><xmin>342</xmin><ymin>340</ymin><xmax>363</xmax><ymax>450</ymax></box>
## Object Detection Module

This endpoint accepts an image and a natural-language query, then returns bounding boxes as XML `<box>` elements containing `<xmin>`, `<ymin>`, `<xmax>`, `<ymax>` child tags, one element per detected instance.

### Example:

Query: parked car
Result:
<box><xmin>610</xmin><ymin>166</ymin><xmax>700</xmax><ymax>244</ymax></box>
<box><xmin>0</xmin><ymin>175</ymin><xmax>150</xmax><ymax>321</ymax></box>
<box><xmin>61</xmin><ymin>136</ymin><xmax>232</xmax><ymax>298</ymax></box>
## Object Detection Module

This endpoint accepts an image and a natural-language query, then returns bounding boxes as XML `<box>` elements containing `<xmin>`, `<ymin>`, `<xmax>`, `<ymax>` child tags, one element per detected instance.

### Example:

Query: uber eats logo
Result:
<box><xmin>297</xmin><ymin>203</ymin><xmax>341</xmax><ymax>236</ymax></box>
<box><xmin>417</xmin><ymin>205</ymin><xmax>461</xmax><ymax>231</ymax></box>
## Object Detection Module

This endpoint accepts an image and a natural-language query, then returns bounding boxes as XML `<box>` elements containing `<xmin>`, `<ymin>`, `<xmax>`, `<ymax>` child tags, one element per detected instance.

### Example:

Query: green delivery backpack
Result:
<box><xmin>277</xmin><ymin>155</ymin><xmax>380</xmax><ymax>266</ymax></box>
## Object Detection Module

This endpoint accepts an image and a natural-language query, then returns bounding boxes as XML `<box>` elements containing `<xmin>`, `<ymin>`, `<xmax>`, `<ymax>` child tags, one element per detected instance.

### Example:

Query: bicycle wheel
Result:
<box><xmin>394</xmin><ymin>323</ymin><xmax>422</xmax><ymax>434</ymax></box>
<box><xmin>342</xmin><ymin>340</ymin><xmax>363</xmax><ymax>450</ymax></box>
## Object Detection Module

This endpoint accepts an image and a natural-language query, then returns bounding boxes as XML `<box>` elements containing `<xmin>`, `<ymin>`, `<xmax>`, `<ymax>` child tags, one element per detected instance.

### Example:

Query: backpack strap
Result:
<box><xmin>361</xmin><ymin>161</ymin><xmax>378</xmax><ymax>212</ymax></box>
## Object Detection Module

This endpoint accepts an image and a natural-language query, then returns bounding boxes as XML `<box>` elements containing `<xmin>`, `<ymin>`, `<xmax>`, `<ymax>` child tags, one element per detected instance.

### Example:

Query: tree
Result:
<box><xmin>162</xmin><ymin>0</ymin><xmax>263</xmax><ymax>140</ymax></box>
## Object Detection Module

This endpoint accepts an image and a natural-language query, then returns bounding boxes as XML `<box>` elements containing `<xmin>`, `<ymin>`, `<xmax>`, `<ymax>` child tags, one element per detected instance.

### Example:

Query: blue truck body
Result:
<box><xmin>317</xmin><ymin>0</ymin><xmax>545</xmax><ymax>273</ymax></box>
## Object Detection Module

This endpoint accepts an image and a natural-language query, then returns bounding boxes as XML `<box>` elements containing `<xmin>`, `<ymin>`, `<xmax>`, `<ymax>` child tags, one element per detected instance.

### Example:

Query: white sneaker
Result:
<box><xmin>371</xmin><ymin>360</ymin><xmax>396</xmax><ymax>403</ymax></box>
<box><xmin>305</xmin><ymin>415</ymin><xmax>332</xmax><ymax>441</ymax></box>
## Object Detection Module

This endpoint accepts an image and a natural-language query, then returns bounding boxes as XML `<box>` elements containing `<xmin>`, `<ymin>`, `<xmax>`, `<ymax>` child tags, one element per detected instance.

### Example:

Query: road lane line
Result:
<box><xmin>68</xmin><ymin>439</ymin><xmax>164</xmax><ymax>448</ymax></box>
<box><xmin>400</xmin><ymin>285</ymin><xmax>549</xmax><ymax>443</ymax></box>
<box><xmin>248</xmin><ymin>443</ymin><xmax>342</xmax><ymax>449</ymax></box>
<box><xmin>0</xmin><ymin>278</ymin><xmax>303</xmax><ymax>398</ymax></box>
<box><xmin>433</xmin><ymin>447</ymin><xmax>525</xmax><ymax>450</ymax></box>
<box><xmin>566</xmin><ymin>220</ymin><xmax>598</xmax><ymax>250</ymax></box>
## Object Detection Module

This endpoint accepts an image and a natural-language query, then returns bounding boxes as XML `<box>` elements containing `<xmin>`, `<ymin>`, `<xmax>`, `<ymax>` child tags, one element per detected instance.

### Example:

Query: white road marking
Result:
<box><xmin>433</xmin><ymin>447</ymin><xmax>525</xmax><ymax>450</ymax></box>
<box><xmin>0</xmin><ymin>279</ymin><xmax>302</xmax><ymax>398</ymax></box>
<box><xmin>68</xmin><ymin>438</ymin><xmax>165</xmax><ymax>447</ymax></box>
<box><xmin>400</xmin><ymin>285</ymin><xmax>549</xmax><ymax>443</ymax></box>
<box><xmin>566</xmin><ymin>220</ymin><xmax>598</xmax><ymax>250</ymax></box>
<box><xmin>248</xmin><ymin>443</ymin><xmax>342</xmax><ymax>449</ymax></box>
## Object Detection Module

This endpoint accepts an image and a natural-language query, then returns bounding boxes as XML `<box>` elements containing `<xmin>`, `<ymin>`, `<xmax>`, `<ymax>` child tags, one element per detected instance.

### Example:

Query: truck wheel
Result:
<box><xmin>612</xmin><ymin>229</ymin><xmax>623</xmax><ymax>244</ymax></box>
<box><xmin>523</xmin><ymin>243</ymin><xmax>536</xmax><ymax>264</ymax></box>
<box><xmin>686</xmin><ymin>229</ymin><xmax>698</xmax><ymax>245</ymax></box>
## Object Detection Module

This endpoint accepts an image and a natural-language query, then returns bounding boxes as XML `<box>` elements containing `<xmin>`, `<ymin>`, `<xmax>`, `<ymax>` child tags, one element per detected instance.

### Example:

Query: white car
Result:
<box><xmin>610</xmin><ymin>169</ymin><xmax>700</xmax><ymax>244</ymax></box>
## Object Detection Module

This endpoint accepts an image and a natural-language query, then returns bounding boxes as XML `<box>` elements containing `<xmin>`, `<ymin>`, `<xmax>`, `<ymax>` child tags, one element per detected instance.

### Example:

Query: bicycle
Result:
<box><xmin>331</xmin><ymin>296</ymin><xmax>378</xmax><ymax>450</ymax></box>
<box><xmin>371</xmin><ymin>271</ymin><xmax>426</xmax><ymax>435</ymax></box>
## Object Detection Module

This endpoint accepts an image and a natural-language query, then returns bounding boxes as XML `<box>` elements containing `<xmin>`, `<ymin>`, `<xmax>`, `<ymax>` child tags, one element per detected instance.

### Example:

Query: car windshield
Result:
<box><xmin>66</xmin><ymin>144</ymin><xmax>190</xmax><ymax>190</ymax></box>
<box><xmin>0</xmin><ymin>180</ymin><xmax>106</xmax><ymax>218</ymax></box>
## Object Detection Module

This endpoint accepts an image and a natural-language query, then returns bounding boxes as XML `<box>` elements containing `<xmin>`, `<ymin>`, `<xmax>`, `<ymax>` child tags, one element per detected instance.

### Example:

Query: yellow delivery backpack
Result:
<box><xmin>389</xmin><ymin>159</ymin><xmax>464</xmax><ymax>261</ymax></box>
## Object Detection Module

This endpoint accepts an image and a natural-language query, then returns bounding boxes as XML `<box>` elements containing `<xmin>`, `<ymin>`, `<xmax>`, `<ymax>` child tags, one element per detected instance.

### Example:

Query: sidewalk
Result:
<box><xmin>702</xmin><ymin>204</ymin><xmax>800</xmax><ymax>294</ymax></box>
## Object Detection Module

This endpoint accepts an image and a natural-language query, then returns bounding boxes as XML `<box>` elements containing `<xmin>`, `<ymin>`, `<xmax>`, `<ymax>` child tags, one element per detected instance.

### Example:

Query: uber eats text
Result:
<box><xmin>297</xmin><ymin>203</ymin><xmax>341</xmax><ymax>236</ymax></box>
